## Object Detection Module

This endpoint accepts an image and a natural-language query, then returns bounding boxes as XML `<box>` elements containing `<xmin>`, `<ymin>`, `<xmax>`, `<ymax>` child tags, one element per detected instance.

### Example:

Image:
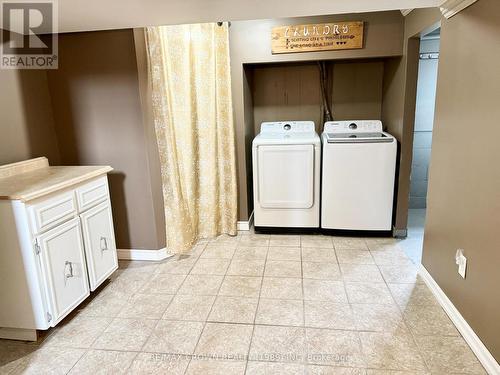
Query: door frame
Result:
<box><xmin>393</xmin><ymin>20</ymin><xmax>441</xmax><ymax>237</ymax></box>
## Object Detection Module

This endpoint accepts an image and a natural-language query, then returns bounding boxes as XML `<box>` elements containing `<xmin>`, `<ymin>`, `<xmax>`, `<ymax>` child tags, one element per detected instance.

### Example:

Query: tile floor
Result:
<box><xmin>0</xmin><ymin>231</ymin><xmax>486</xmax><ymax>374</ymax></box>
<box><xmin>399</xmin><ymin>209</ymin><xmax>426</xmax><ymax>264</ymax></box>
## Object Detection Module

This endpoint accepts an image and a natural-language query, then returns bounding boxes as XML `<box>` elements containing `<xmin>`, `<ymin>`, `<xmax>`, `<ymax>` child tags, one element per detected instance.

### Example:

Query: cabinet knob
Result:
<box><xmin>64</xmin><ymin>261</ymin><xmax>74</xmax><ymax>278</ymax></box>
<box><xmin>100</xmin><ymin>237</ymin><xmax>108</xmax><ymax>251</ymax></box>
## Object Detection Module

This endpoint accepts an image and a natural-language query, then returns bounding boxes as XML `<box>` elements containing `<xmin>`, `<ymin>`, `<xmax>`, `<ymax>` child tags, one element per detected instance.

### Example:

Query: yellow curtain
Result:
<box><xmin>145</xmin><ymin>23</ymin><xmax>238</xmax><ymax>254</ymax></box>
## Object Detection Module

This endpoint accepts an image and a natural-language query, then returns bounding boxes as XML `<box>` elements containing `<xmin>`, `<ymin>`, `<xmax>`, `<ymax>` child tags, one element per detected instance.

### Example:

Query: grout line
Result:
<box><xmin>300</xmin><ymin>243</ymin><xmax>307</xmax><ymax>366</ymax></box>
<box><xmin>39</xmin><ymin>316</ymin><xmax>410</xmax><ymax>334</ymax></box>
<box><xmin>122</xmin><ymin>351</ymin><xmax>140</xmax><ymax>374</ymax></box>
<box><xmin>244</xmin><ymin>235</ymin><xmax>269</xmax><ymax>373</ymax></box>
<box><xmin>62</xmin><ymin>347</ymin><xmax>86</xmax><ymax>374</ymax></box>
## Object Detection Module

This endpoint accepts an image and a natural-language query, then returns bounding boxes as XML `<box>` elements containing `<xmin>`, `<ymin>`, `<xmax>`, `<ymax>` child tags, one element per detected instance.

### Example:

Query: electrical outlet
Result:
<box><xmin>455</xmin><ymin>249</ymin><xmax>467</xmax><ymax>279</ymax></box>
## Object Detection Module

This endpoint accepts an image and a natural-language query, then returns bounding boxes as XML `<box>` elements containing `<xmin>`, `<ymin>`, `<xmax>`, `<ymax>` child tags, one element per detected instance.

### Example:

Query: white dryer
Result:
<box><xmin>321</xmin><ymin>120</ymin><xmax>397</xmax><ymax>231</ymax></box>
<box><xmin>252</xmin><ymin>121</ymin><xmax>321</xmax><ymax>228</ymax></box>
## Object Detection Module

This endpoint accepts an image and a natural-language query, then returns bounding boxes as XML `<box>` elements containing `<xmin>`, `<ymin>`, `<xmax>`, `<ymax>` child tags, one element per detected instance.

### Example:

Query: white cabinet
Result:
<box><xmin>37</xmin><ymin>218</ymin><xmax>90</xmax><ymax>325</ymax></box>
<box><xmin>0</xmin><ymin>173</ymin><xmax>118</xmax><ymax>340</ymax></box>
<box><xmin>80</xmin><ymin>201</ymin><xmax>118</xmax><ymax>291</ymax></box>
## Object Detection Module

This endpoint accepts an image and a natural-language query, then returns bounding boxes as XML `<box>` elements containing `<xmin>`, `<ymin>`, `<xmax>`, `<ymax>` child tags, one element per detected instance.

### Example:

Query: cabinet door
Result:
<box><xmin>80</xmin><ymin>200</ymin><xmax>118</xmax><ymax>291</ymax></box>
<box><xmin>257</xmin><ymin>145</ymin><xmax>314</xmax><ymax>209</ymax></box>
<box><xmin>37</xmin><ymin>218</ymin><xmax>90</xmax><ymax>326</ymax></box>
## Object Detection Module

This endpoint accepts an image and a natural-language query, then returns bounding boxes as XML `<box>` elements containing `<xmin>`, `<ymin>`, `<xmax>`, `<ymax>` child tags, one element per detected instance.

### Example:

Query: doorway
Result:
<box><xmin>401</xmin><ymin>28</ymin><xmax>440</xmax><ymax>264</ymax></box>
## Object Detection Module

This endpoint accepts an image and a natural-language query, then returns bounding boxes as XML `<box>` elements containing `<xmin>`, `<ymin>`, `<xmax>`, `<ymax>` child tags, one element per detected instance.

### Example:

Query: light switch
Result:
<box><xmin>455</xmin><ymin>249</ymin><xmax>467</xmax><ymax>279</ymax></box>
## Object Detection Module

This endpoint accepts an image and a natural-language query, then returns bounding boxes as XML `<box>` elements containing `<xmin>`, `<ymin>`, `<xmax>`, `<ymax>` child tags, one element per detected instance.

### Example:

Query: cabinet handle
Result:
<box><xmin>100</xmin><ymin>236</ymin><xmax>108</xmax><ymax>251</ymax></box>
<box><xmin>64</xmin><ymin>261</ymin><xmax>74</xmax><ymax>278</ymax></box>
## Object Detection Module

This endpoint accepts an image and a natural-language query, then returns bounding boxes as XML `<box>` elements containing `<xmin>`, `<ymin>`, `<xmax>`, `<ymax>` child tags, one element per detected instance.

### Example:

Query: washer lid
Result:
<box><xmin>325</xmin><ymin>132</ymin><xmax>394</xmax><ymax>143</ymax></box>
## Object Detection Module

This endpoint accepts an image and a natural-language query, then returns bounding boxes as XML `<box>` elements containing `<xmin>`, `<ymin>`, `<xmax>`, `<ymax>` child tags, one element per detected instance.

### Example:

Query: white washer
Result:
<box><xmin>252</xmin><ymin>121</ymin><xmax>321</xmax><ymax>228</ymax></box>
<box><xmin>321</xmin><ymin>120</ymin><xmax>397</xmax><ymax>231</ymax></box>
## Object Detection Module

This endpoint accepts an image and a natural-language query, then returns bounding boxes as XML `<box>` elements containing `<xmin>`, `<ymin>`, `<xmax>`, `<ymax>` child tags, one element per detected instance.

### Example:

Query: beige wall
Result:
<box><xmin>133</xmin><ymin>29</ymin><xmax>167</xmax><ymax>250</ymax></box>
<box><xmin>0</xmin><ymin>37</ymin><xmax>60</xmax><ymax>165</ymax></box>
<box><xmin>230</xmin><ymin>11</ymin><xmax>404</xmax><ymax>220</ymax></box>
<box><xmin>422</xmin><ymin>0</ymin><xmax>500</xmax><ymax>361</ymax></box>
<box><xmin>46</xmin><ymin>29</ymin><xmax>163</xmax><ymax>250</ymax></box>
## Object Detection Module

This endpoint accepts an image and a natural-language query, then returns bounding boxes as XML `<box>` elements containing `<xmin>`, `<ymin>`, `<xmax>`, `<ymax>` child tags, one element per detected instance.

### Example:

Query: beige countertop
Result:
<box><xmin>0</xmin><ymin>158</ymin><xmax>112</xmax><ymax>202</ymax></box>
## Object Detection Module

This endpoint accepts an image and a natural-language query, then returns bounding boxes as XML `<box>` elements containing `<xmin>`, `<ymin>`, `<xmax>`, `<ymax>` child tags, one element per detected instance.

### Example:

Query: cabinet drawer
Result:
<box><xmin>37</xmin><ymin>218</ymin><xmax>90</xmax><ymax>326</ymax></box>
<box><xmin>76</xmin><ymin>175</ymin><xmax>109</xmax><ymax>213</ymax></box>
<box><xmin>80</xmin><ymin>200</ymin><xmax>118</xmax><ymax>290</ymax></box>
<box><xmin>28</xmin><ymin>191</ymin><xmax>77</xmax><ymax>234</ymax></box>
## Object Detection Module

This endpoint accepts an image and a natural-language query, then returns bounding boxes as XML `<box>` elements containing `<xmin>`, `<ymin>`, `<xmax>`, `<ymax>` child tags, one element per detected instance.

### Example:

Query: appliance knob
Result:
<box><xmin>349</xmin><ymin>123</ymin><xmax>357</xmax><ymax>130</ymax></box>
<box><xmin>284</xmin><ymin>124</ymin><xmax>291</xmax><ymax>130</ymax></box>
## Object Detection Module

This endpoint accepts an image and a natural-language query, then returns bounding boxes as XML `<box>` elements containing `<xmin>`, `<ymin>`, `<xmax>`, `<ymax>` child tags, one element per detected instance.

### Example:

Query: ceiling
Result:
<box><xmin>0</xmin><ymin>0</ymin><xmax>443</xmax><ymax>34</ymax></box>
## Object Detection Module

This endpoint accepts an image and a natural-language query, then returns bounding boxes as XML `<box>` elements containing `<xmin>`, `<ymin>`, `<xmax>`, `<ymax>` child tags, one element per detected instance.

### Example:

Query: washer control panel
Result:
<box><xmin>261</xmin><ymin>121</ymin><xmax>315</xmax><ymax>134</ymax></box>
<box><xmin>324</xmin><ymin>120</ymin><xmax>383</xmax><ymax>133</ymax></box>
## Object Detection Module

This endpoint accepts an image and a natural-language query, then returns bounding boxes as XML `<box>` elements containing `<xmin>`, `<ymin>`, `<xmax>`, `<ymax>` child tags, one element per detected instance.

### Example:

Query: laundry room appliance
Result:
<box><xmin>252</xmin><ymin>121</ymin><xmax>321</xmax><ymax>229</ymax></box>
<box><xmin>321</xmin><ymin>120</ymin><xmax>397</xmax><ymax>231</ymax></box>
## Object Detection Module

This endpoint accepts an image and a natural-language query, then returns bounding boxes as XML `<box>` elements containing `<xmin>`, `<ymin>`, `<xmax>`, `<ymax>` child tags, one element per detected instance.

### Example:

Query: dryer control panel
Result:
<box><xmin>261</xmin><ymin>121</ymin><xmax>315</xmax><ymax>134</ymax></box>
<box><xmin>324</xmin><ymin>120</ymin><xmax>382</xmax><ymax>133</ymax></box>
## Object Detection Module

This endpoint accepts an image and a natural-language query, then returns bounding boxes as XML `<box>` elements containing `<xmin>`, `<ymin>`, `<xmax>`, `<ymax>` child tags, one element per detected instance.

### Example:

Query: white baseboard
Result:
<box><xmin>237</xmin><ymin>211</ymin><xmax>254</xmax><ymax>231</ymax></box>
<box><xmin>117</xmin><ymin>248</ymin><xmax>173</xmax><ymax>261</ymax></box>
<box><xmin>419</xmin><ymin>264</ymin><xmax>500</xmax><ymax>375</ymax></box>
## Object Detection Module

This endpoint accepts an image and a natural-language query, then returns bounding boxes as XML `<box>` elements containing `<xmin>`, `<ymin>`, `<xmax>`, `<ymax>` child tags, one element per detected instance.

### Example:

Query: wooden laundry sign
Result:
<box><xmin>271</xmin><ymin>21</ymin><xmax>364</xmax><ymax>54</ymax></box>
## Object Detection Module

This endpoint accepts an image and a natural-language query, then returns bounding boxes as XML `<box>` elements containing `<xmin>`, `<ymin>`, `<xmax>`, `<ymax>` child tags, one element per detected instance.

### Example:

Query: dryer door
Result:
<box><xmin>257</xmin><ymin>144</ymin><xmax>314</xmax><ymax>209</ymax></box>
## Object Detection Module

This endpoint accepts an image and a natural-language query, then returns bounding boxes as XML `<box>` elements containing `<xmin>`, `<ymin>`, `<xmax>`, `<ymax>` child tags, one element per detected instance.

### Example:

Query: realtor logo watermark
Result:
<box><xmin>1</xmin><ymin>1</ymin><xmax>58</xmax><ymax>69</ymax></box>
